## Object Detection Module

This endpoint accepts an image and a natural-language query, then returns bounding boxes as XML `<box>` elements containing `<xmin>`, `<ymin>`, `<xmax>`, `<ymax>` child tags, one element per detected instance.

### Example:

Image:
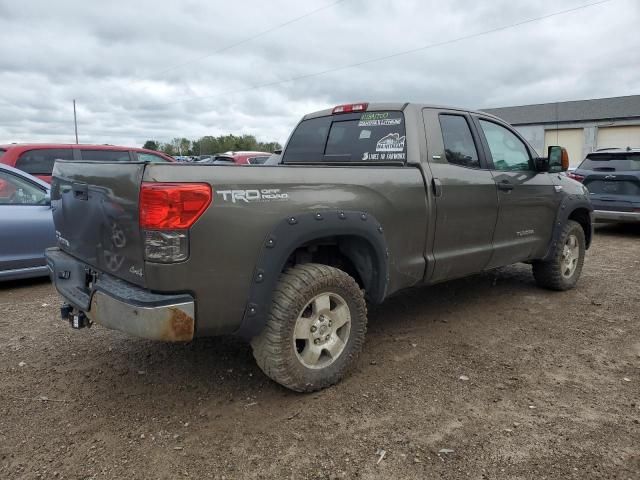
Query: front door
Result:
<box><xmin>0</xmin><ymin>169</ymin><xmax>55</xmax><ymax>272</ymax></box>
<box><xmin>422</xmin><ymin>109</ymin><xmax>499</xmax><ymax>282</ymax></box>
<box><xmin>473</xmin><ymin>116</ymin><xmax>560</xmax><ymax>268</ymax></box>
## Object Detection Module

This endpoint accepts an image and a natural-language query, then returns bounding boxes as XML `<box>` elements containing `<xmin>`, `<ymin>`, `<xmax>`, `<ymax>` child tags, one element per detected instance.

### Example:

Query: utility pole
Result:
<box><xmin>73</xmin><ymin>99</ymin><xmax>79</xmax><ymax>144</ymax></box>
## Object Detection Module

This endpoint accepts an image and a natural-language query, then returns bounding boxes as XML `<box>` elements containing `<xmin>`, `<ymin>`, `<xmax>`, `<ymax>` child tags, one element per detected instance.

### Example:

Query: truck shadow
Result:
<box><xmin>91</xmin><ymin>263</ymin><xmax>538</xmax><ymax>400</ymax></box>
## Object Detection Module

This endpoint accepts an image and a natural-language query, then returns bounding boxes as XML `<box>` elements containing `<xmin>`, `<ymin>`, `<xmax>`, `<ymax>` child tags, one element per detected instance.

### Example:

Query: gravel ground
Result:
<box><xmin>1</xmin><ymin>224</ymin><xmax>638</xmax><ymax>480</ymax></box>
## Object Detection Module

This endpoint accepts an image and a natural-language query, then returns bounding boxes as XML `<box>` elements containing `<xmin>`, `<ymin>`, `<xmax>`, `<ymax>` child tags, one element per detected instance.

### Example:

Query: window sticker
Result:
<box><xmin>361</xmin><ymin>152</ymin><xmax>405</xmax><ymax>161</ymax></box>
<box><xmin>359</xmin><ymin>129</ymin><xmax>371</xmax><ymax>139</ymax></box>
<box><xmin>358</xmin><ymin>112</ymin><xmax>402</xmax><ymax>127</ymax></box>
<box><xmin>376</xmin><ymin>133</ymin><xmax>406</xmax><ymax>152</ymax></box>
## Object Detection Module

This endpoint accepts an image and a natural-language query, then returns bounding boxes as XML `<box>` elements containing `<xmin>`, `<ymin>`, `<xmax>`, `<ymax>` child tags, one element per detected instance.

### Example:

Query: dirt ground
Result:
<box><xmin>1</xmin><ymin>224</ymin><xmax>638</xmax><ymax>480</ymax></box>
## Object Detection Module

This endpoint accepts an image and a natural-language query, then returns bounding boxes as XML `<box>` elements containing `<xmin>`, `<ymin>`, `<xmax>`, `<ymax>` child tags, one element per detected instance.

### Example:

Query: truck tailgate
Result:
<box><xmin>50</xmin><ymin>161</ymin><xmax>147</xmax><ymax>287</ymax></box>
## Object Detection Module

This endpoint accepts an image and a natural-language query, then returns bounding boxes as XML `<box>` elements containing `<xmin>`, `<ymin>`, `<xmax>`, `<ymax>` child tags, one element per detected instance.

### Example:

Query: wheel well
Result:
<box><xmin>284</xmin><ymin>235</ymin><xmax>381</xmax><ymax>302</ymax></box>
<box><xmin>569</xmin><ymin>208</ymin><xmax>592</xmax><ymax>248</ymax></box>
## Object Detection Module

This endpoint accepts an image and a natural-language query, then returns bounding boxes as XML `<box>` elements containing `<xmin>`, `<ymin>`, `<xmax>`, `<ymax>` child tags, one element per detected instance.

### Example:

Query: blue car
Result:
<box><xmin>0</xmin><ymin>163</ymin><xmax>56</xmax><ymax>280</ymax></box>
<box><xmin>570</xmin><ymin>148</ymin><xmax>640</xmax><ymax>223</ymax></box>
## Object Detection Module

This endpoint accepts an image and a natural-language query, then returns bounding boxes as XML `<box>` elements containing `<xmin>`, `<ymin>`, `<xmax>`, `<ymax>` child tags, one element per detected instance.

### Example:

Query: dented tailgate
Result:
<box><xmin>50</xmin><ymin>161</ymin><xmax>147</xmax><ymax>286</ymax></box>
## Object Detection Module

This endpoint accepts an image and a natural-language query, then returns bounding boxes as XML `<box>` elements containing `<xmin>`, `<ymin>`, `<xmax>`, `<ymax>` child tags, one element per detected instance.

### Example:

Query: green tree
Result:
<box><xmin>142</xmin><ymin>140</ymin><xmax>159</xmax><ymax>151</ymax></box>
<box><xmin>160</xmin><ymin>143</ymin><xmax>176</xmax><ymax>156</ymax></box>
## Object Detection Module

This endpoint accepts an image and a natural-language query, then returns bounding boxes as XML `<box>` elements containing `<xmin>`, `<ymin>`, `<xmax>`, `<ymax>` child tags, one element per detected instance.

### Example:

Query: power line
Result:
<box><xmin>139</xmin><ymin>0</ymin><xmax>346</xmax><ymax>79</ymax></box>
<box><xmin>143</xmin><ymin>0</ymin><xmax>614</xmax><ymax>109</ymax></box>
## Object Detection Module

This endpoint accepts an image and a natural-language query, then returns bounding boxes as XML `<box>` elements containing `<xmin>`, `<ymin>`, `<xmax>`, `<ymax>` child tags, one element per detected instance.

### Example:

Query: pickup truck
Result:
<box><xmin>46</xmin><ymin>102</ymin><xmax>593</xmax><ymax>392</ymax></box>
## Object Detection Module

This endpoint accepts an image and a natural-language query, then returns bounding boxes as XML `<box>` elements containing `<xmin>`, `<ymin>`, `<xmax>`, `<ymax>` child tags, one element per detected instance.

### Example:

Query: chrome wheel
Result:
<box><xmin>561</xmin><ymin>234</ymin><xmax>580</xmax><ymax>278</ymax></box>
<box><xmin>293</xmin><ymin>292</ymin><xmax>351</xmax><ymax>369</ymax></box>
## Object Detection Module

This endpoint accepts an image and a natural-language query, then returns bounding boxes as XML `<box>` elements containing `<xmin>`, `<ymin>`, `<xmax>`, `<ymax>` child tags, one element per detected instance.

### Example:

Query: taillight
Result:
<box><xmin>567</xmin><ymin>172</ymin><xmax>585</xmax><ymax>182</ymax></box>
<box><xmin>139</xmin><ymin>183</ymin><xmax>212</xmax><ymax>263</ymax></box>
<box><xmin>332</xmin><ymin>103</ymin><xmax>368</xmax><ymax>114</ymax></box>
<box><xmin>140</xmin><ymin>182</ymin><xmax>212</xmax><ymax>229</ymax></box>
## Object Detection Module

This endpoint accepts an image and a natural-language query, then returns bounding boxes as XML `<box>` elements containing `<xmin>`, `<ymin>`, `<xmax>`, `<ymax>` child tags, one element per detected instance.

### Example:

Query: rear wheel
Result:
<box><xmin>251</xmin><ymin>263</ymin><xmax>367</xmax><ymax>392</ymax></box>
<box><xmin>532</xmin><ymin>220</ymin><xmax>585</xmax><ymax>291</ymax></box>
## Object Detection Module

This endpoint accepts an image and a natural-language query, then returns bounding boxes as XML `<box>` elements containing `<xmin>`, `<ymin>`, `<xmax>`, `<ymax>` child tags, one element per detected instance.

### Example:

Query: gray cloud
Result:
<box><xmin>1</xmin><ymin>0</ymin><xmax>638</xmax><ymax>147</ymax></box>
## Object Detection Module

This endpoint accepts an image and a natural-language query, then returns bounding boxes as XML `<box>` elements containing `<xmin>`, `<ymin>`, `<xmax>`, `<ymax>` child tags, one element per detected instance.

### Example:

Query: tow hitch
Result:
<box><xmin>60</xmin><ymin>303</ymin><xmax>92</xmax><ymax>329</ymax></box>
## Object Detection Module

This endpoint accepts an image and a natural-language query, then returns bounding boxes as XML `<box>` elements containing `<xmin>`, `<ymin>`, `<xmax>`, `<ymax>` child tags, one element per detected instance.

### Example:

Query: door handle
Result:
<box><xmin>432</xmin><ymin>178</ymin><xmax>443</xmax><ymax>197</ymax></box>
<box><xmin>497</xmin><ymin>180</ymin><xmax>514</xmax><ymax>192</ymax></box>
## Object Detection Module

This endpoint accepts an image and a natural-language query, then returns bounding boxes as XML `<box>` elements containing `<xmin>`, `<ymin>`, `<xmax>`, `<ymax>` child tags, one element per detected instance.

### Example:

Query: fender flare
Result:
<box><xmin>542</xmin><ymin>195</ymin><xmax>593</xmax><ymax>261</ymax></box>
<box><xmin>235</xmin><ymin>210</ymin><xmax>389</xmax><ymax>340</ymax></box>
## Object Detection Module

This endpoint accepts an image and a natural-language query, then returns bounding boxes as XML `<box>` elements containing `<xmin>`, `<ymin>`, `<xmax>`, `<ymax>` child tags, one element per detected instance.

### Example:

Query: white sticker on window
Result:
<box><xmin>376</xmin><ymin>133</ymin><xmax>406</xmax><ymax>152</ymax></box>
<box><xmin>359</xmin><ymin>130</ymin><xmax>371</xmax><ymax>139</ymax></box>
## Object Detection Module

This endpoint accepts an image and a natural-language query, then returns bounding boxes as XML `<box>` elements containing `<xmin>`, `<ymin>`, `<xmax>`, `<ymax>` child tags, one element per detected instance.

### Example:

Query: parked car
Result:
<box><xmin>45</xmin><ymin>102</ymin><xmax>592</xmax><ymax>392</ymax></box>
<box><xmin>206</xmin><ymin>151</ymin><xmax>273</xmax><ymax>165</ymax></box>
<box><xmin>569</xmin><ymin>148</ymin><xmax>640</xmax><ymax>223</ymax></box>
<box><xmin>0</xmin><ymin>144</ymin><xmax>173</xmax><ymax>183</ymax></box>
<box><xmin>0</xmin><ymin>164</ymin><xmax>56</xmax><ymax>280</ymax></box>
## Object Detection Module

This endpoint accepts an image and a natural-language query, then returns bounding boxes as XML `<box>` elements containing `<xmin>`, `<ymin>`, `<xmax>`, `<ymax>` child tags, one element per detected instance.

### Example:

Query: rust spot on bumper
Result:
<box><xmin>87</xmin><ymin>291</ymin><xmax>195</xmax><ymax>342</ymax></box>
<box><xmin>162</xmin><ymin>307</ymin><xmax>195</xmax><ymax>342</ymax></box>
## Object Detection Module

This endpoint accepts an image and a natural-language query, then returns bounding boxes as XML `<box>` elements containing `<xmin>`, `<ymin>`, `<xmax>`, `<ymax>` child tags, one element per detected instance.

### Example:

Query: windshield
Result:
<box><xmin>580</xmin><ymin>153</ymin><xmax>640</xmax><ymax>171</ymax></box>
<box><xmin>0</xmin><ymin>148</ymin><xmax>5</xmax><ymax>158</ymax></box>
<box><xmin>283</xmin><ymin>111</ymin><xmax>406</xmax><ymax>164</ymax></box>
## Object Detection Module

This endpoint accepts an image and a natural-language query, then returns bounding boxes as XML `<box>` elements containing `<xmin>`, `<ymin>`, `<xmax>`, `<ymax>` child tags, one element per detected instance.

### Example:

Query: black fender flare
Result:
<box><xmin>542</xmin><ymin>195</ymin><xmax>593</xmax><ymax>261</ymax></box>
<box><xmin>235</xmin><ymin>210</ymin><xmax>389</xmax><ymax>340</ymax></box>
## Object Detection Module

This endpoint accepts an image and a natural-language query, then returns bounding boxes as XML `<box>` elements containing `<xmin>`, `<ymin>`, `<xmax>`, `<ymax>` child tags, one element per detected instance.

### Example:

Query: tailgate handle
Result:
<box><xmin>72</xmin><ymin>183</ymin><xmax>88</xmax><ymax>201</ymax></box>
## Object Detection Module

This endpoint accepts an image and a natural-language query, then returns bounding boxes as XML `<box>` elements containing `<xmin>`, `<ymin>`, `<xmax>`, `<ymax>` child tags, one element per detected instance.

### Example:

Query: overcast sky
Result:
<box><xmin>1</xmin><ymin>0</ymin><xmax>638</xmax><ymax>147</ymax></box>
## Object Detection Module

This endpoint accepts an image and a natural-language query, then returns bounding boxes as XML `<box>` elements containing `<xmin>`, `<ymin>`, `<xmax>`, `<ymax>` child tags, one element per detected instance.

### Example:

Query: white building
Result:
<box><xmin>483</xmin><ymin>95</ymin><xmax>640</xmax><ymax>167</ymax></box>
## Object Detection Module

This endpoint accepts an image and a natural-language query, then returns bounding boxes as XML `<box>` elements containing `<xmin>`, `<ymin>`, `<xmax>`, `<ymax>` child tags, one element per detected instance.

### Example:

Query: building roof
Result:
<box><xmin>482</xmin><ymin>95</ymin><xmax>640</xmax><ymax>126</ymax></box>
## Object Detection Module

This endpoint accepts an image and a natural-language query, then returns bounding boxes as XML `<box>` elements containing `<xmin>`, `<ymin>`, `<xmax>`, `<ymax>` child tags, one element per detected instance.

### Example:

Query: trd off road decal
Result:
<box><xmin>358</xmin><ymin>112</ymin><xmax>402</xmax><ymax>127</ymax></box>
<box><xmin>217</xmin><ymin>188</ymin><xmax>289</xmax><ymax>204</ymax></box>
<box><xmin>376</xmin><ymin>133</ymin><xmax>405</xmax><ymax>152</ymax></box>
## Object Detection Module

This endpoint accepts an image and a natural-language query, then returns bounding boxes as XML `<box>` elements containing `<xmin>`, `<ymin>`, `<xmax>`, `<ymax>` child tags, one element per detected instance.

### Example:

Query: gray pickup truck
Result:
<box><xmin>46</xmin><ymin>102</ymin><xmax>593</xmax><ymax>391</ymax></box>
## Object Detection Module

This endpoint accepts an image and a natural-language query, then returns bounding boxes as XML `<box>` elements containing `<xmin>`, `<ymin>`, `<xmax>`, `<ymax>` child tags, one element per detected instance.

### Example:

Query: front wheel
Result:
<box><xmin>532</xmin><ymin>220</ymin><xmax>586</xmax><ymax>291</ymax></box>
<box><xmin>251</xmin><ymin>264</ymin><xmax>367</xmax><ymax>392</ymax></box>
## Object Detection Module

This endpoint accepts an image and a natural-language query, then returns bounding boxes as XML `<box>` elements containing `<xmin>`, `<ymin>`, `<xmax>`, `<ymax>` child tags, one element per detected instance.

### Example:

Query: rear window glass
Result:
<box><xmin>283</xmin><ymin>111</ymin><xmax>406</xmax><ymax>163</ymax></box>
<box><xmin>580</xmin><ymin>154</ymin><xmax>640</xmax><ymax>171</ymax></box>
<box><xmin>80</xmin><ymin>150</ymin><xmax>131</xmax><ymax>162</ymax></box>
<box><xmin>15</xmin><ymin>148</ymin><xmax>74</xmax><ymax>175</ymax></box>
<box><xmin>136</xmin><ymin>152</ymin><xmax>169</xmax><ymax>163</ymax></box>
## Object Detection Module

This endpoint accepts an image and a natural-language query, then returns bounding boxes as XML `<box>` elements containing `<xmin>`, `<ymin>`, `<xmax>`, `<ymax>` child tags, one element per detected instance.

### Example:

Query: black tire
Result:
<box><xmin>251</xmin><ymin>263</ymin><xmax>367</xmax><ymax>392</ymax></box>
<box><xmin>532</xmin><ymin>220</ymin><xmax>586</xmax><ymax>291</ymax></box>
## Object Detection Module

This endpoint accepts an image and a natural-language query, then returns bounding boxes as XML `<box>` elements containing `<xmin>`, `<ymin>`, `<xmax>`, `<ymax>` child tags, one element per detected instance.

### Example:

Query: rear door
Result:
<box><xmin>473</xmin><ymin>116</ymin><xmax>559</xmax><ymax>267</ymax></box>
<box><xmin>0</xmin><ymin>169</ymin><xmax>55</xmax><ymax>271</ymax></box>
<box><xmin>50</xmin><ymin>161</ymin><xmax>147</xmax><ymax>286</ymax></box>
<box><xmin>422</xmin><ymin>108</ymin><xmax>499</xmax><ymax>282</ymax></box>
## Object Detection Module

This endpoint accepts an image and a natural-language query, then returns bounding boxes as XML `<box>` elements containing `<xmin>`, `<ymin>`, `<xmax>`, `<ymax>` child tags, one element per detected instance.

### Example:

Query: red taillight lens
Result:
<box><xmin>332</xmin><ymin>103</ymin><xmax>368</xmax><ymax>114</ymax></box>
<box><xmin>140</xmin><ymin>182</ymin><xmax>212</xmax><ymax>229</ymax></box>
<box><xmin>567</xmin><ymin>172</ymin><xmax>585</xmax><ymax>182</ymax></box>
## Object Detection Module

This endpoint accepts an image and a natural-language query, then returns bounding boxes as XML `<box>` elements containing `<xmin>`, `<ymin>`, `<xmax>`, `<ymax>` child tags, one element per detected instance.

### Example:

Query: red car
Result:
<box><xmin>212</xmin><ymin>151</ymin><xmax>273</xmax><ymax>165</ymax></box>
<box><xmin>0</xmin><ymin>144</ymin><xmax>173</xmax><ymax>183</ymax></box>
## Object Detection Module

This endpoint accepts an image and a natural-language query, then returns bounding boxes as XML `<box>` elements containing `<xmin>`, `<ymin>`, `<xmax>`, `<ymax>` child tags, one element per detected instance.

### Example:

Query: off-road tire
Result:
<box><xmin>251</xmin><ymin>263</ymin><xmax>367</xmax><ymax>392</ymax></box>
<box><xmin>532</xmin><ymin>220</ymin><xmax>585</xmax><ymax>291</ymax></box>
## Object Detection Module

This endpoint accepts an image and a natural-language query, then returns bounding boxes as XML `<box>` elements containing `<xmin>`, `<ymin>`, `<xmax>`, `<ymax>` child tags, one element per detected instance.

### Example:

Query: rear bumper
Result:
<box><xmin>45</xmin><ymin>248</ymin><xmax>195</xmax><ymax>342</ymax></box>
<box><xmin>593</xmin><ymin>210</ymin><xmax>640</xmax><ymax>223</ymax></box>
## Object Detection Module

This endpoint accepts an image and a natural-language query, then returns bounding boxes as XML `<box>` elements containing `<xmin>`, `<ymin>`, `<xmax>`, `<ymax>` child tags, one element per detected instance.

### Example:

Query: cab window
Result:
<box><xmin>439</xmin><ymin>114</ymin><xmax>480</xmax><ymax>168</ymax></box>
<box><xmin>283</xmin><ymin>111</ymin><xmax>406</xmax><ymax>163</ymax></box>
<box><xmin>479</xmin><ymin>120</ymin><xmax>531</xmax><ymax>171</ymax></box>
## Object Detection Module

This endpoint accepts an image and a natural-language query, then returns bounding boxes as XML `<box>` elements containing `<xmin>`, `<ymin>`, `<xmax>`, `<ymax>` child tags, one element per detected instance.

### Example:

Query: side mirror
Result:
<box><xmin>548</xmin><ymin>146</ymin><xmax>569</xmax><ymax>173</ymax></box>
<box><xmin>44</xmin><ymin>192</ymin><xmax>51</xmax><ymax>205</ymax></box>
